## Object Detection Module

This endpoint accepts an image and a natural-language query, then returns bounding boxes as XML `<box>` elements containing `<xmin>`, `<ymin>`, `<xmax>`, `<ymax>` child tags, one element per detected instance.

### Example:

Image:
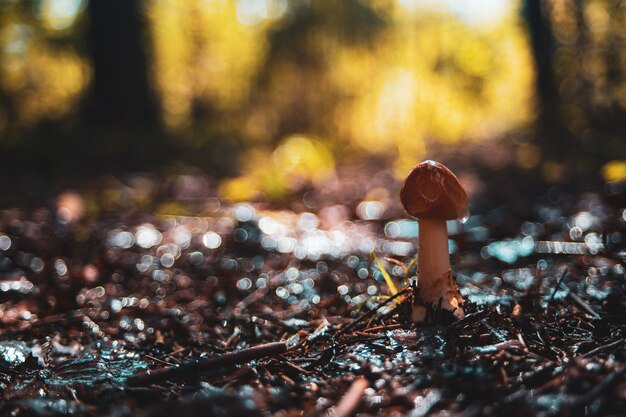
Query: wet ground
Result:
<box><xmin>0</xmin><ymin>171</ymin><xmax>625</xmax><ymax>416</ymax></box>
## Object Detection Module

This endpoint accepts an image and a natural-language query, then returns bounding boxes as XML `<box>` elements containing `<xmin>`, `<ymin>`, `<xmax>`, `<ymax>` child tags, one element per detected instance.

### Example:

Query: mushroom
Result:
<box><xmin>400</xmin><ymin>160</ymin><xmax>468</xmax><ymax>321</ymax></box>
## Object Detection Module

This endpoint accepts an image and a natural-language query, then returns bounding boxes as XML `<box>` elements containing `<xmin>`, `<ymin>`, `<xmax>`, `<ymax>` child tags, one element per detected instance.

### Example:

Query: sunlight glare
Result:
<box><xmin>398</xmin><ymin>0</ymin><xmax>513</xmax><ymax>26</ymax></box>
<box><xmin>38</xmin><ymin>0</ymin><xmax>85</xmax><ymax>30</ymax></box>
<box><xmin>236</xmin><ymin>0</ymin><xmax>287</xmax><ymax>25</ymax></box>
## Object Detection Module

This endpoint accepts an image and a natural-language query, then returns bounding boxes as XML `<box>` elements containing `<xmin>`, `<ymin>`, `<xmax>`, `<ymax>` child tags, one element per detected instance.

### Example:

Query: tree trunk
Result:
<box><xmin>82</xmin><ymin>0</ymin><xmax>165</xmax><ymax>171</ymax></box>
<box><xmin>522</xmin><ymin>0</ymin><xmax>559</xmax><ymax>124</ymax></box>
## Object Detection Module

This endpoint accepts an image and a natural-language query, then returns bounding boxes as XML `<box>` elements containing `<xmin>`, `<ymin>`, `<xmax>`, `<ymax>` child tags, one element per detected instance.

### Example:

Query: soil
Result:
<box><xmin>0</xmin><ymin>170</ymin><xmax>625</xmax><ymax>417</ymax></box>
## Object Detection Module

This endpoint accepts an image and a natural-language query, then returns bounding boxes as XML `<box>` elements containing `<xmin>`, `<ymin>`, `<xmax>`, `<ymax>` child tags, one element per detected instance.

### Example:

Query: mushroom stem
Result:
<box><xmin>415</xmin><ymin>217</ymin><xmax>463</xmax><ymax>318</ymax></box>
<box><xmin>418</xmin><ymin>217</ymin><xmax>451</xmax><ymax>287</ymax></box>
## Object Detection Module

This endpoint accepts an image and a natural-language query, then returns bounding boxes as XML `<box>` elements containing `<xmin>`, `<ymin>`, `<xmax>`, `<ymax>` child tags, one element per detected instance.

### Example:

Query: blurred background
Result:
<box><xmin>0</xmin><ymin>0</ymin><xmax>625</xmax><ymax>203</ymax></box>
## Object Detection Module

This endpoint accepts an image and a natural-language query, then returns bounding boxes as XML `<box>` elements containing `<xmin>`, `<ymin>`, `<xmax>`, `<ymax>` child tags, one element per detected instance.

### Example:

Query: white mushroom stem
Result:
<box><xmin>414</xmin><ymin>217</ymin><xmax>463</xmax><ymax>319</ymax></box>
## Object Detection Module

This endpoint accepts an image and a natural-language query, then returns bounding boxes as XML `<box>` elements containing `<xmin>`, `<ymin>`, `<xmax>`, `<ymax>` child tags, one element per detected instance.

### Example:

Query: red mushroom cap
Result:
<box><xmin>400</xmin><ymin>160</ymin><xmax>469</xmax><ymax>220</ymax></box>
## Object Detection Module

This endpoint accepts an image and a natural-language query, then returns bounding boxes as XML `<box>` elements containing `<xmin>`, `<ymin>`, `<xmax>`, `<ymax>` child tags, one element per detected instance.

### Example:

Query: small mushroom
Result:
<box><xmin>400</xmin><ymin>160</ymin><xmax>468</xmax><ymax>321</ymax></box>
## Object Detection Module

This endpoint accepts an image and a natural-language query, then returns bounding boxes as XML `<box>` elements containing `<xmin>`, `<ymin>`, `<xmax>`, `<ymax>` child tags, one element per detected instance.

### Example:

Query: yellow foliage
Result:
<box><xmin>0</xmin><ymin>23</ymin><xmax>89</xmax><ymax>126</ymax></box>
<box><xmin>272</xmin><ymin>135</ymin><xmax>335</xmax><ymax>185</ymax></box>
<box><xmin>220</xmin><ymin>135</ymin><xmax>335</xmax><ymax>201</ymax></box>
<box><xmin>219</xmin><ymin>175</ymin><xmax>262</xmax><ymax>202</ymax></box>
<box><xmin>602</xmin><ymin>160</ymin><xmax>626</xmax><ymax>183</ymax></box>
<box><xmin>147</xmin><ymin>0</ymin><xmax>269</xmax><ymax>131</ymax></box>
<box><xmin>0</xmin><ymin>0</ymin><xmax>537</xmax><ymax>181</ymax></box>
<box><xmin>333</xmin><ymin>5</ymin><xmax>534</xmax><ymax>169</ymax></box>
<box><xmin>145</xmin><ymin>0</ymin><xmax>535</xmax><ymax>172</ymax></box>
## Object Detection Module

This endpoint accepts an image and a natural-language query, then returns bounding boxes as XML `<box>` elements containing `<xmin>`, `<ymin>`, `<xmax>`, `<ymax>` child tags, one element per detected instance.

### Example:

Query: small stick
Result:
<box><xmin>274</xmin><ymin>357</ymin><xmax>313</xmax><ymax>375</ymax></box>
<box><xmin>126</xmin><ymin>341</ymin><xmax>287</xmax><ymax>386</ymax></box>
<box><xmin>236</xmin><ymin>286</ymin><xmax>268</xmax><ymax>309</ymax></box>
<box><xmin>472</xmin><ymin>339</ymin><xmax>526</xmax><ymax>354</ymax></box>
<box><xmin>331</xmin><ymin>377</ymin><xmax>369</xmax><ymax>417</ymax></box>
<box><xmin>280</xmin><ymin>373</ymin><xmax>295</xmax><ymax>385</ymax></box>
<box><xmin>144</xmin><ymin>354</ymin><xmax>175</xmax><ymax>366</ymax></box>
<box><xmin>335</xmin><ymin>287</ymin><xmax>409</xmax><ymax>337</ymax></box>
<box><xmin>384</xmin><ymin>257</ymin><xmax>408</xmax><ymax>276</ymax></box>
<box><xmin>581</xmin><ymin>338</ymin><xmax>625</xmax><ymax>358</ymax></box>
<box><xmin>305</xmin><ymin>335</ymin><xmax>385</xmax><ymax>370</ymax></box>
<box><xmin>363</xmin><ymin>323</ymin><xmax>404</xmax><ymax>333</ymax></box>
<box><xmin>547</xmin><ymin>267</ymin><xmax>568</xmax><ymax>306</ymax></box>
<box><xmin>568</xmin><ymin>292</ymin><xmax>601</xmax><ymax>319</ymax></box>
<box><xmin>448</xmin><ymin>309</ymin><xmax>489</xmax><ymax>329</ymax></box>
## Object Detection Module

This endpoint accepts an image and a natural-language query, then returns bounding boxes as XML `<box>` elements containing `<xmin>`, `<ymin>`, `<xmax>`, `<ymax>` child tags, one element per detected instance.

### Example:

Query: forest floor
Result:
<box><xmin>0</xmin><ymin>167</ymin><xmax>625</xmax><ymax>417</ymax></box>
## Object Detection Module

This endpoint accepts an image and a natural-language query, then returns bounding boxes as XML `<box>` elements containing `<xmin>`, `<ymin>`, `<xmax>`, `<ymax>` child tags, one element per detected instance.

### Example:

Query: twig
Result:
<box><xmin>335</xmin><ymin>287</ymin><xmax>410</xmax><ymax>338</ymax></box>
<box><xmin>363</xmin><ymin>323</ymin><xmax>404</xmax><ymax>333</ymax></box>
<box><xmin>236</xmin><ymin>286</ymin><xmax>268</xmax><ymax>309</ymax></box>
<box><xmin>472</xmin><ymin>339</ymin><xmax>526</xmax><ymax>354</ymax></box>
<box><xmin>126</xmin><ymin>341</ymin><xmax>287</xmax><ymax>386</ymax></box>
<box><xmin>547</xmin><ymin>266</ymin><xmax>568</xmax><ymax>306</ymax></box>
<box><xmin>448</xmin><ymin>309</ymin><xmax>489</xmax><ymax>331</ymax></box>
<box><xmin>384</xmin><ymin>257</ymin><xmax>408</xmax><ymax>276</ymax></box>
<box><xmin>330</xmin><ymin>377</ymin><xmax>369</xmax><ymax>417</ymax></box>
<box><xmin>304</xmin><ymin>335</ymin><xmax>385</xmax><ymax>370</ymax></box>
<box><xmin>144</xmin><ymin>354</ymin><xmax>175</xmax><ymax>366</ymax></box>
<box><xmin>581</xmin><ymin>338</ymin><xmax>625</xmax><ymax>358</ymax></box>
<box><xmin>274</xmin><ymin>357</ymin><xmax>313</xmax><ymax>375</ymax></box>
<box><xmin>481</xmin><ymin>319</ymin><xmax>508</xmax><ymax>343</ymax></box>
<box><xmin>568</xmin><ymin>292</ymin><xmax>601</xmax><ymax>319</ymax></box>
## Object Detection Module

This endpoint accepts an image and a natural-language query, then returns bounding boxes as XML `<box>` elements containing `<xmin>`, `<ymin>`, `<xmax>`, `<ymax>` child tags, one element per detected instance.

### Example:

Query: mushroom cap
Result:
<box><xmin>400</xmin><ymin>160</ymin><xmax>469</xmax><ymax>220</ymax></box>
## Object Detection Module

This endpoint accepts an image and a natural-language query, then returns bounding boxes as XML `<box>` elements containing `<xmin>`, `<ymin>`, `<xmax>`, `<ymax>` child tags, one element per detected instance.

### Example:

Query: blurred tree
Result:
<box><xmin>86</xmin><ymin>0</ymin><xmax>157</xmax><ymax>130</ymax></box>
<box><xmin>218</xmin><ymin>1</ymin><xmax>536</xmax><ymax>199</ymax></box>
<box><xmin>523</xmin><ymin>0</ymin><xmax>559</xmax><ymax>128</ymax></box>
<box><xmin>0</xmin><ymin>0</ymin><xmax>167</xmax><ymax>175</ymax></box>
<box><xmin>0</xmin><ymin>0</ymin><xmax>90</xmax><ymax>179</ymax></box>
<box><xmin>522</xmin><ymin>0</ymin><xmax>626</xmax><ymax>184</ymax></box>
<box><xmin>81</xmin><ymin>0</ymin><xmax>166</xmax><ymax>170</ymax></box>
<box><xmin>146</xmin><ymin>0</ymin><xmax>273</xmax><ymax>176</ymax></box>
<box><xmin>250</xmin><ymin>0</ymin><xmax>387</xmax><ymax>143</ymax></box>
<box><xmin>521</xmin><ymin>0</ymin><xmax>572</xmax><ymax>182</ymax></box>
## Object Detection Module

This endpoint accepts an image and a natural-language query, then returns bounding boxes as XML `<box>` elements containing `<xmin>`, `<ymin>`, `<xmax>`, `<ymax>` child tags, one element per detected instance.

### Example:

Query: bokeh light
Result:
<box><xmin>0</xmin><ymin>0</ymin><xmax>623</xmax><ymax>191</ymax></box>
